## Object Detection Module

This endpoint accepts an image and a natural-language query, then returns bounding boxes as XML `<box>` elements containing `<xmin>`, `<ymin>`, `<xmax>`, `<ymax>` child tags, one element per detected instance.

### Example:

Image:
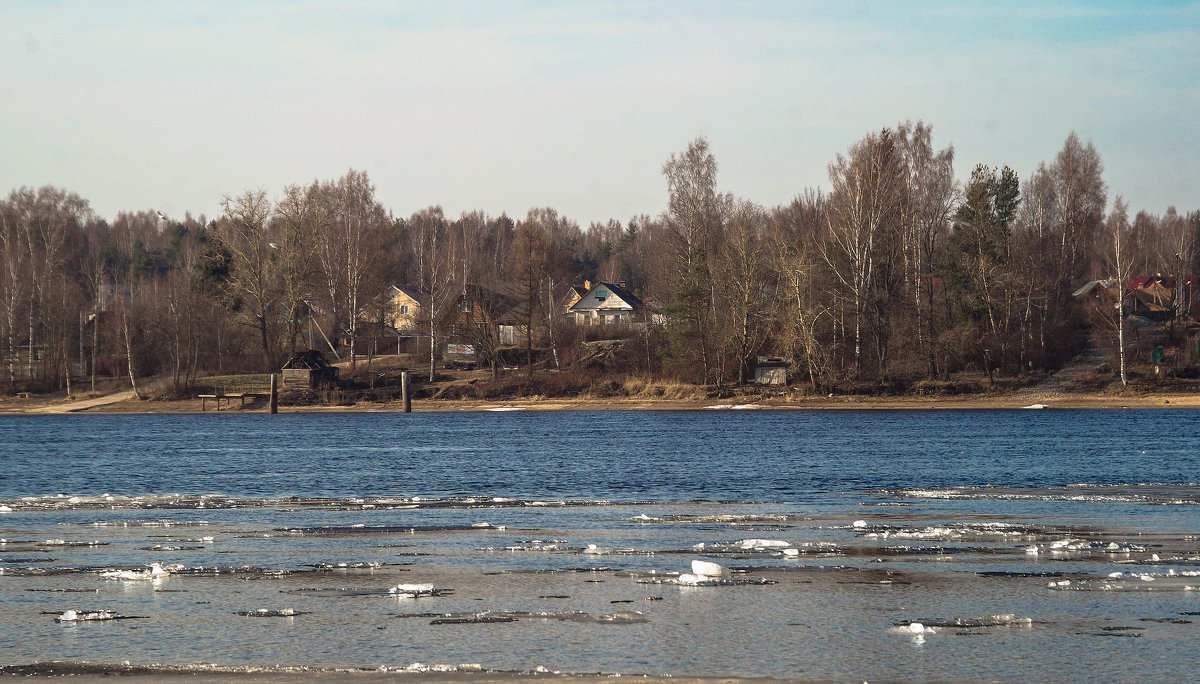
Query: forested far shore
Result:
<box><xmin>3</xmin><ymin>122</ymin><xmax>1199</xmax><ymax>400</ymax></box>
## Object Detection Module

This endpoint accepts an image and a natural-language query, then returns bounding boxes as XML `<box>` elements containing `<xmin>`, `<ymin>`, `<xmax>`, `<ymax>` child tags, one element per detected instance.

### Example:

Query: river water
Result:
<box><xmin>1</xmin><ymin>410</ymin><xmax>1198</xmax><ymax>681</ymax></box>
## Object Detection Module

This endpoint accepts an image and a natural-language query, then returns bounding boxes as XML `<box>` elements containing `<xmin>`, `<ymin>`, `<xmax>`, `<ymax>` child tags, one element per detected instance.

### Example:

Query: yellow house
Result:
<box><xmin>388</xmin><ymin>285</ymin><xmax>424</xmax><ymax>332</ymax></box>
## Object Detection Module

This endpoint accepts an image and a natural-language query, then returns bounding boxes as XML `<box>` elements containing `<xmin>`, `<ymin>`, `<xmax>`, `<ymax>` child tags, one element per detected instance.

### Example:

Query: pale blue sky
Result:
<box><xmin>2</xmin><ymin>1</ymin><xmax>1196</xmax><ymax>225</ymax></box>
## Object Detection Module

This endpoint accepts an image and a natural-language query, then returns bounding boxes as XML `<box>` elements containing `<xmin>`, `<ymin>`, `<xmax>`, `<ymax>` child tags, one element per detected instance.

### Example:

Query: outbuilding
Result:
<box><xmin>282</xmin><ymin>350</ymin><xmax>339</xmax><ymax>389</ymax></box>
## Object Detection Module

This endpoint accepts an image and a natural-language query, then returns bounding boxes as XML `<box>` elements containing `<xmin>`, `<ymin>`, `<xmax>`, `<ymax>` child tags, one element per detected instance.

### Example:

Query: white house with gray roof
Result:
<box><xmin>565</xmin><ymin>281</ymin><xmax>645</xmax><ymax>325</ymax></box>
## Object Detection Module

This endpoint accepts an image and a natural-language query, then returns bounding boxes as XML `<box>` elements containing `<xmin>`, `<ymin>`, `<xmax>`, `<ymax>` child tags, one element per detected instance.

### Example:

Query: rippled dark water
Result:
<box><xmin>2</xmin><ymin>410</ymin><xmax>1200</xmax><ymax>681</ymax></box>
<box><xmin>3</xmin><ymin>410</ymin><xmax>1198</xmax><ymax>499</ymax></box>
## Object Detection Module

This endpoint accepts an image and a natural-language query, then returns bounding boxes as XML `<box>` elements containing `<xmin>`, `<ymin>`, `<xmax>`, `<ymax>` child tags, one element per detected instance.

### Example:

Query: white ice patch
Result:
<box><xmin>691</xmin><ymin>559</ymin><xmax>727</xmax><ymax>577</ymax></box>
<box><xmin>389</xmin><ymin>583</ymin><xmax>438</xmax><ymax>598</ymax></box>
<box><xmin>736</xmin><ymin>538</ymin><xmax>791</xmax><ymax>550</ymax></box>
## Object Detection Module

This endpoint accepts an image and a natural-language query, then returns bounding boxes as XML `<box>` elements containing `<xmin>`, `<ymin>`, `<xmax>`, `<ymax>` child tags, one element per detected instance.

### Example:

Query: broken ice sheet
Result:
<box><xmin>1059</xmin><ymin>570</ymin><xmax>1200</xmax><ymax>592</ymax></box>
<box><xmin>402</xmin><ymin>610</ymin><xmax>649</xmax><ymax>625</ymax></box>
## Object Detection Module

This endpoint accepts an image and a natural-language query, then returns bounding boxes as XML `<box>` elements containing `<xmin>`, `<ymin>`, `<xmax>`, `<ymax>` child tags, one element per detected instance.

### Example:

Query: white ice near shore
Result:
<box><xmin>1022</xmin><ymin>403</ymin><xmax>1050</xmax><ymax>409</ymax></box>
<box><xmin>0</xmin><ymin>504</ymin><xmax>11</xmax><ymax>512</ymax></box>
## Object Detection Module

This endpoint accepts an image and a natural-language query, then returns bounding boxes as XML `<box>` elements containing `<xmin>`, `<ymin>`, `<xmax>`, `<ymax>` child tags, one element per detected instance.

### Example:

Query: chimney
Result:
<box><xmin>584</xmin><ymin>280</ymin><xmax>591</xmax><ymax>291</ymax></box>
<box><xmin>619</xmin><ymin>281</ymin><xmax>627</xmax><ymax>289</ymax></box>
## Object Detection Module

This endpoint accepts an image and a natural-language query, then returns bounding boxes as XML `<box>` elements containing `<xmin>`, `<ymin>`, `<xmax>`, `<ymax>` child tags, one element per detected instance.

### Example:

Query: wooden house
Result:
<box><xmin>388</xmin><ymin>285</ymin><xmax>425</xmax><ymax>333</ymax></box>
<box><xmin>281</xmin><ymin>349</ymin><xmax>339</xmax><ymax>389</ymax></box>
<box><xmin>566</xmin><ymin>281</ymin><xmax>645</xmax><ymax>325</ymax></box>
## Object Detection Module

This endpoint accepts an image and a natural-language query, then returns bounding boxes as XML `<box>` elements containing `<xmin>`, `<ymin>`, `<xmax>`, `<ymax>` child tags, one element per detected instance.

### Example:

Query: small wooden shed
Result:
<box><xmin>754</xmin><ymin>356</ymin><xmax>789</xmax><ymax>386</ymax></box>
<box><xmin>282</xmin><ymin>350</ymin><xmax>339</xmax><ymax>389</ymax></box>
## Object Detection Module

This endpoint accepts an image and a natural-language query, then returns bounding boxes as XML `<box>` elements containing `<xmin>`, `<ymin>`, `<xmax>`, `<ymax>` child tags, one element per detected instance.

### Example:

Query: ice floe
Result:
<box><xmin>101</xmin><ymin>562</ymin><xmax>172</xmax><ymax>581</ymax></box>
<box><xmin>691</xmin><ymin>559</ymin><xmax>727</xmax><ymax>577</ymax></box>
<box><xmin>55</xmin><ymin>609</ymin><xmax>128</xmax><ymax>622</ymax></box>
<box><xmin>235</xmin><ymin>609</ymin><xmax>303</xmax><ymax>617</ymax></box>
<box><xmin>389</xmin><ymin>583</ymin><xmax>448</xmax><ymax>598</ymax></box>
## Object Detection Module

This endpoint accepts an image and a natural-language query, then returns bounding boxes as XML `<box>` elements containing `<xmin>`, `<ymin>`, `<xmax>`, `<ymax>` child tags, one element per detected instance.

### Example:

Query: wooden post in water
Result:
<box><xmin>269</xmin><ymin>373</ymin><xmax>278</xmax><ymax>414</ymax></box>
<box><xmin>401</xmin><ymin>371</ymin><xmax>411</xmax><ymax>413</ymax></box>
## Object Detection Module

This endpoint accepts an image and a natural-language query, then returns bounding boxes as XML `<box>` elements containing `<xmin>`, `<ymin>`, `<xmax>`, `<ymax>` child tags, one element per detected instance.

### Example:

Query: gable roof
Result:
<box><xmin>391</xmin><ymin>284</ymin><xmax>426</xmax><ymax>305</ymax></box>
<box><xmin>567</xmin><ymin>281</ymin><xmax>644</xmax><ymax>313</ymax></box>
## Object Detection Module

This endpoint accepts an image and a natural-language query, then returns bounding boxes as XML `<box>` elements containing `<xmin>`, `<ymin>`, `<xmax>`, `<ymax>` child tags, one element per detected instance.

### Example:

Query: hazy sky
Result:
<box><xmin>2</xmin><ymin>1</ymin><xmax>1196</xmax><ymax>226</ymax></box>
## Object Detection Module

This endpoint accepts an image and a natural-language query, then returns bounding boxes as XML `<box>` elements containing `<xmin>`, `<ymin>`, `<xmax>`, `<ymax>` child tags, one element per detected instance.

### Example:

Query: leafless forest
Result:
<box><xmin>3</xmin><ymin>123</ymin><xmax>1197</xmax><ymax>397</ymax></box>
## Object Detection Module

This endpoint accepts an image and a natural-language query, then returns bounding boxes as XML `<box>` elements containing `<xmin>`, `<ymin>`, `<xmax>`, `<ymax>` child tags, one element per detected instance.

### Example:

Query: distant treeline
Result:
<box><xmin>2</xmin><ymin>122</ymin><xmax>1197</xmax><ymax>393</ymax></box>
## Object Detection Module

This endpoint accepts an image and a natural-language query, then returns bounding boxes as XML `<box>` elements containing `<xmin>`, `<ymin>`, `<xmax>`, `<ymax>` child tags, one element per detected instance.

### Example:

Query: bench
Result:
<box><xmin>198</xmin><ymin>393</ymin><xmax>251</xmax><ymax>411</ymax></box>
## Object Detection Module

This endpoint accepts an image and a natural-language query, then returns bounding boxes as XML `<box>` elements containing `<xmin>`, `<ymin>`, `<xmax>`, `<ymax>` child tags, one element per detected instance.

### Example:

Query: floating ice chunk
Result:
<box><xmin>782</xmin><ymin>548</ymin><xmax>800</xmax><ymax>557</ymax></box>
<box><xmin>390</xmin><ymin>583</ymin><xmax>438</xmax><ymax>597</ymax></box>
<box><xmin>888</xmin><ymin>622</ymin><xmax>934</xmax><ymax>644</ymax></box>
<box><xmin>737</xmin><ymin>539</ymin><xmax>791</xmax><ymax>550</ymax></box>
<box><xmin>0</xmin><ymin>505</ymin><xmax>11</xmax><ymax>512</ymax></box>
<box><xmin>471</xmin><ymin>522</ymin><xmax>492</xmax><ymax>528</ymax></box>
<box><xmin>676</xmin><ymin>573</ymin><xmax>708</xmax><ymax>586</ymax></box>
<box><xmin>852</xmin><ymin>520</ymin><xmax>867</xmax><ymax>528</ymax></box>
<box><xmin>1022</xmin><ymin>404</ymin><xmax>1049</xmax><ymax>409</ymax></box>
<box><xmin>1151</xmin><ymin>554</ymin><xmax>1161</xmax><ymax>561</ymax></box>
<box><xmin>101</xmin><ymin>562</ymin><xmax>171</xmax><ymax>581</ymax></box>
<box><xmin>1025</xmin><ymin>545</ymin><xmax>1039</xmax><ymax>555</ymax></box>
<box><xmin>56</xmin><ymin>609</ymin><xmax>121</xmax><ymax>622</ymax></box>
<box><xmin>690</xmin><ymin>559</ymin><xmax>727</xmax><ymax>577</ymax></box>
<box><xmin>237</xmin><ymin>608</ymin><xmax>298</xmax><ymax>617</ymax></box>
<box><xmin>597</xmin><ymin>609</ymin><xmax>648</xmax><ymax>623</ymax></box>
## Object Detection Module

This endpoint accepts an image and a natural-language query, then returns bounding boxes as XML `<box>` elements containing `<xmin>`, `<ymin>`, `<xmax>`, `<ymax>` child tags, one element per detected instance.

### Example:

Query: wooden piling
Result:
<box><xmin>269</xmin><ymin>373</ymin><xmax>278</xmax><ymax>414</ymax></box>
<box><xmin>401</xmin><ymin>371</ymin><xmax>411</xmax><ymax>413</ymax></box>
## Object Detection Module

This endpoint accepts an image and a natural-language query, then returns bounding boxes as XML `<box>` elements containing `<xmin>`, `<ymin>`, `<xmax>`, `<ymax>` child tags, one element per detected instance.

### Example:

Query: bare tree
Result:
<box><xmin>508</xmin><ymin>210</ymin><xmax>553</xmax><ymax>381</ymax></box>
<box><xmin>662</xmin><ymin>137</ymin><xmax>728</xmax><ymax>384</ymax></box>
<box><xmin>769</xmin><ymin>190</ymin><xmax>832</xmax><ymax>388</ymax></box>
<box><xmin>318</xmin><ymin>170</ymin><xmax>388</xmax><ymax>370</ymax></box>
<box><xmin>896</xmin><ymin>122</ymin><xmax>957</xmax><ymax>377</ymax></box>
<box><xmin>409</xmin><ymin>207</ymin><xmax>461</xmax><ymax>381</ymax></box>
<box><xmin>273</xmin><ymin>182</ymin><xmax>326</xmax><ymax>352</ymax></box>
<box><xmin>823</xmin><ymin>129</ymin><xmax>905</xmax><ymax>378</ymax></box>
<box><xmin>213</xmin><ymin>190</ymin><xmax>279</xmax><ymax>368</ymax></box>
<box><xmin>713</xmin><ymin>199</ymin><xmax>772</xmax><ymax>384</ymax></box>
<box><xmin>1106</xmin><ymin>198</ymin><xmax>1133</xmax><ymax>385</ymax></box>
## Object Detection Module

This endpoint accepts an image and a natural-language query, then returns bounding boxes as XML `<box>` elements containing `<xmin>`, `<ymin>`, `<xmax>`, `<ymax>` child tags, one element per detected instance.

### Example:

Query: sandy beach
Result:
<box><xmin>3</xmin><ymin>386</ymin><xmax>1198</xmax><ymax>415</ymax></box>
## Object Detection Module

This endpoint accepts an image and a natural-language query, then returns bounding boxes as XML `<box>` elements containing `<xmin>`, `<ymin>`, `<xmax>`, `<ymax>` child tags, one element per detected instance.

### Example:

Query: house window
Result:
<box><xmin>461</xmin><ymin>299</ymin><xmax>472</xmax><ymax>313</ymax></box>
<box><xmin>595</xmin><ymin>296</ymin><xmax>606</xmax><ymax>302</ymax></box>
<box><xmin>399</xmin><ymin>304</ymin><xmax>410</xmax><ymax>315</ymax></box>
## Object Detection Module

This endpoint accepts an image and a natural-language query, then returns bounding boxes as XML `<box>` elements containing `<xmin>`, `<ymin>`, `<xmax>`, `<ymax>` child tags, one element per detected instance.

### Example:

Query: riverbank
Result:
<box><xmin>2</xmin><ymin>386</ymin><xmax>1197</xmax><ymax>414</ymax></box>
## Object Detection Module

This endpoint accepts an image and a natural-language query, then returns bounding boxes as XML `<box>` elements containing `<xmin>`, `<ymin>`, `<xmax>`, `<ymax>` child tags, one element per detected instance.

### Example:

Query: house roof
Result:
<box><xmin>282</xmin><ymin>349</ymin><xmax>334</xmax><ymax>370</ymax></box>
<box><xmin>1072</xmin><ymin>279</ymin><xmax>1117</xmax><ymax>298</ymax></box>
<box><xmin>567</xmin><ymin>281</ymin><xmax>644</xmax><ymax>313</ymax></box>
<box><xmin>391</xmin><ymin>284</ymin><xmax>426</xmax><ymax>304</ymax></box>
